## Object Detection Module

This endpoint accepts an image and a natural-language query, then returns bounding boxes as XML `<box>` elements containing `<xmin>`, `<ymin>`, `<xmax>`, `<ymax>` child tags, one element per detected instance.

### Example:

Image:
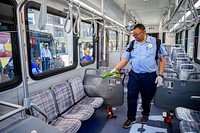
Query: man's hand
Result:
<box><xmin>110</xmin><ymin>68</ymin><xmax>118</xmax><ymax>73</ymax></box>
<box><xmin>155</xmin><ymin>75</ymin><xmax>163</xmax><ymax>87</ymax></box>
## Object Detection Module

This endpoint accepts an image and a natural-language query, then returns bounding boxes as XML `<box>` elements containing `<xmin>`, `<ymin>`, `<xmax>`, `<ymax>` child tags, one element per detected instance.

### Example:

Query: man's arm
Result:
<box><xmin>159</xmin><ymin>56</ymin><xmax>165</xmax><ymax>76</ymax></box>
<box><xmin>114</xmin><ymin>58</ymin><xmax>129</xmax><ymax>71</ymax></box>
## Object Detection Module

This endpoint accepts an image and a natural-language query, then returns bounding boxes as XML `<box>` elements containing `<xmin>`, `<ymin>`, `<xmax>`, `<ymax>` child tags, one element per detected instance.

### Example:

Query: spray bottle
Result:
<box><xmin>102</xmin><ymin>71</ymin><xmax>120</xmax><ymax>79</ymax></box>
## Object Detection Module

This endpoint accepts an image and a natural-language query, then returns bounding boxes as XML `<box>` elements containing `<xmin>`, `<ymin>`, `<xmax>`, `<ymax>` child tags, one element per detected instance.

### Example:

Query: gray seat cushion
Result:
<box><xmin>61</xmin><ymin>104</ymin><xmax>94</xmax><ymax>121</ymax></box>
<box><xmin>29</xmin><ymin>89</ymin><xmax>81</xmax><ymax>133</ymax></box>
<box><xmin>179</xmin><ymin>120</ymin><xmax>200</xmax><ymax>133</ymax></box>
<box><xmin>77</xmin><ymin>96</ymin><xmax>103</xmax><ymax>109</ymax></box>
<box><xmin>51</xmin><ymin>81</ymin><xmax>95</xmax><ymax>121</ymax></box>
<box><xmin>176</xmin><ymin>107</ymin><xmax>200</xmax><ymax>123</ymax></box>
<box><xmin>51</xmin><ymin>117</ymin><xmax>81</xmax><ymax>133</ymax></box>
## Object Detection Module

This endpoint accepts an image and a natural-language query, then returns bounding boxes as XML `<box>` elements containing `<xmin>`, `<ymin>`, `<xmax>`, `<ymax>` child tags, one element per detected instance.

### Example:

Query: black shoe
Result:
<box><xmin>123</xmin><ymin>119</ymin><xmax>136</xmax><ymax>128</ymax></box>
<box><xmin>141</xmin><ymin>115</ymin><xmax>149</xmax><ymax>124</ymax></box>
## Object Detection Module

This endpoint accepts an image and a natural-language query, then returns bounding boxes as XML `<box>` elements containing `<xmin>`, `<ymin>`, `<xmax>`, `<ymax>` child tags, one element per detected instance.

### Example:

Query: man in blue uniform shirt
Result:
<box><xmin>111</xmin><ymin>23</ymin><xmax>167</xmax><ymax>128</ymax></box>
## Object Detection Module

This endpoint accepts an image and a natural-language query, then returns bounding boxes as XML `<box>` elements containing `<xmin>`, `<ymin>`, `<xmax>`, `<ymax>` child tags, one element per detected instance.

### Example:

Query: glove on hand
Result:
<box><xmin>110</xmin><ymin>68</ymin><xmax>118</xmax><ymax>73</ymax></box>
<box><xmin>155</xmin><ymin>75</ymin><xmax>163</xmax><ymax>87</ymax></box>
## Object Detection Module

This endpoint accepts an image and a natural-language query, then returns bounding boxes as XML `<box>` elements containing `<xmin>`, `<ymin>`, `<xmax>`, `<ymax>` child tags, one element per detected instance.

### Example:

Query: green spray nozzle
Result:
<box><xmin>102</xmin><ymin>72</ymin><xmax>119</xmax><ymax>79</ymax></box>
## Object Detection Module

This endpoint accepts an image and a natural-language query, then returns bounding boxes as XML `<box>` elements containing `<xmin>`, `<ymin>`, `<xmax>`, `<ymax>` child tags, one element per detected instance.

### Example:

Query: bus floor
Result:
<box><xmin>77</xmin><ymin>92</ymin><xmax>181</xmax><ymax>133</ymax></box>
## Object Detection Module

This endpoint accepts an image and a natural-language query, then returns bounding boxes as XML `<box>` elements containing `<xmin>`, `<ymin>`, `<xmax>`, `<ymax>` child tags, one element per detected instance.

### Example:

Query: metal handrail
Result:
<box><xmin>0</xmin><ymin>101</ymin><xmax>25</xmax><ymax>121</ymax></box>
<box><xmin>16</xmin><ymin>0</ymin><xmax>30</xmax><ymax>108</ymax></box>
<box><xmin>73</xmin><ymin>5</ymin><xmax>81</xmax><ymax>37</ymax></box>
<box><xmin>30</xmin><ymin>103</ymin><xmax>48</xmax><ymax>123</ymax></box>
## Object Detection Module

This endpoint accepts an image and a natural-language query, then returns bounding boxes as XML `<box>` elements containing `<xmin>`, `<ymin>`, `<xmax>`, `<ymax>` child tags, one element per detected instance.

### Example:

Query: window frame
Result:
<box><xmin>194</xmin><ymin>23</ymin><xmax>200</xmax><ymax>64</ymax></box>
<box><xmin>24</xmin><ymin>1</ymin><xmax>78</xmax><ymax>80</ymax></box>
<box><xmin>0</xmin><ymin>1</ymin><xmax>22</xmax><ymax>92</ymax></box>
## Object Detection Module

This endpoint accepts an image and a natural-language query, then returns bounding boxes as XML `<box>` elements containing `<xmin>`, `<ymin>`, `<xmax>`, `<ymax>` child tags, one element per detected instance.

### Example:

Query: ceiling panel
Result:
<box><xmin>113</xmin><ymin>0</ymin><xmax>176</xmax><ymax>25</ymax></box>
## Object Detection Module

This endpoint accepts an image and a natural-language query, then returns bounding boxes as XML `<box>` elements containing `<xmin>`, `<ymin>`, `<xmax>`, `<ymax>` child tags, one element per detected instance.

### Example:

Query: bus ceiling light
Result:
<box><xmin>169</xmin><ymin>0</ymin><xmax>200</xmax><ymax>32</ymax></box>
<box><xmin>73</xmin><ymin>0</ymin><xmax>124</xmax><ymax>28</ymax></box>
<box><xmin>73</xmin><ymin>0</ymin><xmax>102</xmax><ymax>16</ymax></box>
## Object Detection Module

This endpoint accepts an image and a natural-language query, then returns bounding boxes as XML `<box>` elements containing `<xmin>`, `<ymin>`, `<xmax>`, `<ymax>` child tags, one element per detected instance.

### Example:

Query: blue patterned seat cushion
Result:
<box><xmin>176</xmin><ymin>107</ymin><xmax>200</xmax><ymax>123</ymax></box>
<box><xmin>51</xmin><ymin>117</ymin><xmax>81</xmax><ymax>133</ymax></box>
<box><xmin>29</xmin><ymin>90</ymin><xmax>58</xmax><ymax>122</ymax></box>
<box><xmin>180</xmin><ymin>120</ymin><xmax>200</xmax><ymax>133</ymax></box>
<box><xmin>51</xmin><ymin>81</ymin><xmax>95</xmax><ymax>121</ymax></box>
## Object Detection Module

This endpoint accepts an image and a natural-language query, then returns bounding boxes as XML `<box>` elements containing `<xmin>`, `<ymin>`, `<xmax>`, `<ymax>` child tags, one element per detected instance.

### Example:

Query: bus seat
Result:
<box><xmin>174</xmin><ymin>58</ymin><xmax>190</xmax><ymax>72</ymax></box>
<box><xmin>83</xmin><ymin>68</ymin><xmax>124</xmax><ymax>106</ymax></box>
<box><xmin>29</xmin><ymin>89</ymin><xmax>81</xmax><ymax>133</ymax></box>
<box><xmin>187</xmin><ymin>72</ymin><xmax>200</xmax><ymax>80</ymax></box>
<box><xmin>179</xmin><ymin>120</ymin><xmax>200</xmax><ymax>133</ymax></box>
<box><xmin>68</xmin><ymin>77</ymin><xmax>104</xmax><ymax>109</ymax></box>
<box><xmin>165</xmin><ymin>63</ymin><xmax>174</xmax><ymax>70</ymax></box>
<box><xmin>98</xmin><ymin>67</ymin><xmax>111</xmax><ymax>76</ymax></box>
<box><xmin>163</xmin><ymin>69</ymin><xmax>179</xmax><ymax>79</ymax></box>
<box><xmin>171</xmin><ymin>47</ymin><xmax>185</xmax><ymax>63</ymax></box>
<box><xmin>179</xmin><ymin>64</ymin><xmax>197</xmax><ymax>80</ymax></box>
<box><xmin>51</xmin><ymin>82</ymin><xmax>95</xmax><ymax>121</ymax></box>
<box><xmin>175</xmin><ymin>107</ymin><xmax>200</xmax><ymax>123</ymax></box>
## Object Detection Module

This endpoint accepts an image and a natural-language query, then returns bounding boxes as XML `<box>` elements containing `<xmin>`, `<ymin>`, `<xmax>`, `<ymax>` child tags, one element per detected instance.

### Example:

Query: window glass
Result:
<box><xmin>27</xmin><ymin>8</ymin><xmax>73</xmax><ymax>74</ymax></box>
<box><xmin>187</xmin><ymin>29</ymin><xmax>194</xmax><ymax>58</ymax></box>
<box><xmin>197</xmin><ymin>25</ymin><xmax>200</xmax><ymax>60</ymax></box>
<box><xmin>124</xmin><ymin>34</ymin><xmax>129</xmax><ymax>50</ymax></box>
<box><xmin>0</xmin><ymin>32</ymin><xmax>14</xmax><ymax>82</ymax></box>
<box><xmin>180</xmin><ymin>31</ymin><xmax>185</xmax><ymax>49</ymax></box>
<box><xmin>109</xmin><ymin>30</ymin><xmax>117</xmax><ymax>51</ymax></box>
<box><xmin>79</xmin><ymin>22</ymin><xmax>94</xmax><ymax>65</ymax></box>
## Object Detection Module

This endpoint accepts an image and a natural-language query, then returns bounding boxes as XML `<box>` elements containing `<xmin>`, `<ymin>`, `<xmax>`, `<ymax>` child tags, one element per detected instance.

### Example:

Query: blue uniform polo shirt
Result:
<box><xmin>122</xmin><ymin>35</ymin><xmax>167</xmax><ymax>73</ymax></box>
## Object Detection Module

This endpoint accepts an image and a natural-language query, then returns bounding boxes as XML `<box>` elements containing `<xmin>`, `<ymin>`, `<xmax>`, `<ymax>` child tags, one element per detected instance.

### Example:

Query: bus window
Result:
<box><xmin>26</xmin><ymin>5</ymin><xmax>75</xmax><ymax>77</ymax></box>
<box><xmin>187</xmin><ymin>29</ymin><xmax>194</xmax><ymax>59</ymax></box>
<box><xmin>79</xmin><ymin>21</ymin><xmax>94</xmax><ymax>66</ymax></box>
<box><xmin>109</xmin><ymin>30</ymin><xmax>117</xmax><ymax>51</ymax></box>
<box><xmin>0</xmin><ymin>32</ymin><xmax>13</xmax><ymax>82</ymax></box>
<box><xmin>124</xmin><ymin>34</ymin><xmax>129</xmax><ymax>50</ymax></box>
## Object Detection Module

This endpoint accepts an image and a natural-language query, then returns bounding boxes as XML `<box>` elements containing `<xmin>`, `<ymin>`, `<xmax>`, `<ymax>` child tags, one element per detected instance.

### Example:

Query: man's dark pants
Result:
<box><xmin>127</xmin><ymin>70</ymin><xmax>157</xmax><ymax>121</ymax></box>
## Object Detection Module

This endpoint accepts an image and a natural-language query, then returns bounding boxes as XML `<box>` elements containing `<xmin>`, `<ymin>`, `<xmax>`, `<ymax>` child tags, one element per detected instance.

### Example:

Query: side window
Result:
<box><xmin>109</xmin><ymin>30</ymin><xmax>117</xmax><ymax>51</ymax></box>
<box><xmin>26</xmin><ymin>3</ymin><xmax>75</xmax><ymax>78</ymax></box>
<box><xmin>124</xmin><ymin>34</ymin><xmax>129</xmax><ymax>50</ymax></box>
<box><xmin>187</xmin><ymin>29</ymin><xmax>194</xmax><ymax>58</ymax></box>
<box><xmin>0</xmin><ymin>32</ymin><xmax>14</xmax><ymax>81</ymax></box>
<box><xmin>0</xmin><ymin>1</ymin><xmax>21</xmax><ymax>92</ymax></box>
<box><xmin>79</xmin><ymin>21</ymin><xmax>94</xmax><ymax>66</ymax></box>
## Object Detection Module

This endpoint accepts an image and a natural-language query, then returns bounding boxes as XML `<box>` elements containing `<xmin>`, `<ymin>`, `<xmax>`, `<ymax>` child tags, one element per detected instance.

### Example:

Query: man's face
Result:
<box><xmin>132</xmin><ymin>28</ymin><xmax>145</xmax><ymax>41</ymax></box>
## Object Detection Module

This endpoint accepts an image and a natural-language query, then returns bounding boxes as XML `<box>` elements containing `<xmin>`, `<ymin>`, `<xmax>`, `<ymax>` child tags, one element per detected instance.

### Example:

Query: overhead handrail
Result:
<box><xmin>164</xmin><ymin>0</ymin><xmax>199</xmax><ymax>31</ymax></box>
<box><xmin>38</xmin><ymin>0</ymin><xmax>47</xmax><ymax>30</ymax></box>
<box><xmin>73</xmin><ymin>5</ymin><xmax>81</xmax><ymax>37</ymax></box>
<box><xmin>64</xmin><ymin>1</ymin><xmax>72</xmax><ymax>33</ymax></box>
<box><xmin>90</xmin><ymin>12</ymin><xmax>96</xmax><ymax>37</ymax></box>
<box><xmin>187</xmin><ymin>0</ymin><xmax>199</xmax><ymax>27</ymax></box>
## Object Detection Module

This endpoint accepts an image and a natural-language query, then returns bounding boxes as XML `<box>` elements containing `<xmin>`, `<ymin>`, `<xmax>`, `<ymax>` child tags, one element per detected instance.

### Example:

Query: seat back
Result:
<box><xmin>164</xmin><ymin>69</ymin><xmax>179</xmax><ymax>79</ymax></box>
<box><xmin>51</xmin><ymin>82</ymin><xmax>75</xmax><ymax>114</ymax></box>
<box><xmin>29</xmin><ymin>90</ymin><xmax>58</xmax><ymax>123</ymax></box>
<box><xmin>68</xmin><ymin>77</ymin><xmax>86</xmax><ymax>103</ymax></box>
<box><xmin>179</xmin><ymin>64</ymin><xmax>197</xmax><ymax>80</ymax></box>
<box><xmin>187</xmin><ymin>72</ymin><xmax>200</xmax><ymax>80</ymax></box>
<box><xmin>174</xmin><ymin>58</ymin><xmax>190</xmax><ymax>71</ymax></box>
<box><xmin>98</xmin><ymin>67</ymin><xmax>111</xmax><ymax>76</ymax></box>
